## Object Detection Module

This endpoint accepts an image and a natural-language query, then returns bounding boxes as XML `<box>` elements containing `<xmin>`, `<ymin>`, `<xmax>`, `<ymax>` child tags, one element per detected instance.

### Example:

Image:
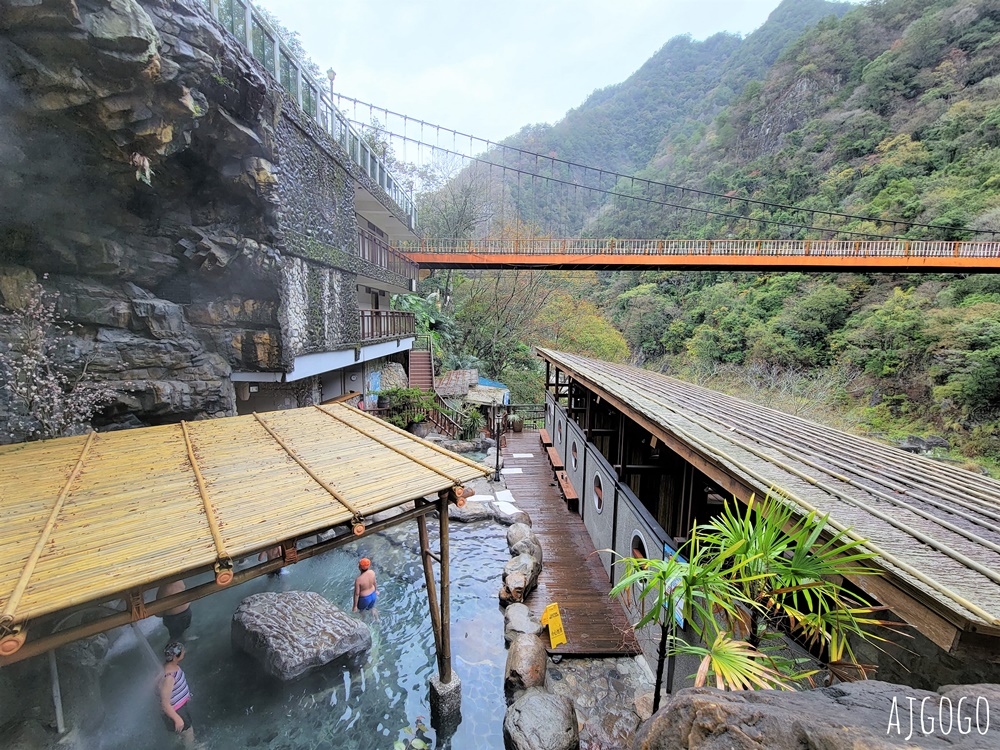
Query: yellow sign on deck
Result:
<box><xmin>541</xmin><ymin>602</ymin><xmax>567</xmax><ymax>648</ymax></box>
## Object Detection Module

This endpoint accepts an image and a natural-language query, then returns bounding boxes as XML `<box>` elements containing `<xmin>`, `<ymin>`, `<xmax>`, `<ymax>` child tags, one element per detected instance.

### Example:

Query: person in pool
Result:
<box><xmin>352</xmin><ymin>557</ymin><xmax>378</xmax><ymax>612</ymax></box>
<box><xmin>159</xmin><ymin>640</ymin><xmax>195</xmax><ymax>748</ymax></box>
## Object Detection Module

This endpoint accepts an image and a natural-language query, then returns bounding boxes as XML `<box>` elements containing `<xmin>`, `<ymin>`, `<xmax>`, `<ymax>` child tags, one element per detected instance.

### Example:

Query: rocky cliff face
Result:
<box><xmin>0</xmin><ymin>0</ymin><xmax>387</xmax><ymax>441</ymax></box>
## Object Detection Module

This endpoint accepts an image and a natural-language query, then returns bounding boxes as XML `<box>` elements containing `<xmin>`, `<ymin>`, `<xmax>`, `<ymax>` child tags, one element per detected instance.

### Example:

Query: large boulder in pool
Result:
<box><xmin>504</xmin><ymin>688</ymin><xmax>580</xmax><ymax>750</ymax></box>
<box><xmin>504</xmin><ymin>633</ymin><xmax>548</xmax><ymax>701</ymax></box>
<box><xmin>232</xmin><ymin>591</ymin><xmax>371</xmax><ymax>680</ymax></box>
<box><xmin>500</xmin><ymin>553</ymin><xmax>541</xmax><ymax>604</ymax></box>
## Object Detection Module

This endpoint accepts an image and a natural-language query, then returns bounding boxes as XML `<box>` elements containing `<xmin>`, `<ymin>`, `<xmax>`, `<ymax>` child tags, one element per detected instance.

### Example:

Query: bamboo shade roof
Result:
<box><xmin>0</xmin><ymin>404</ymin><xmax>488</xmax><ymax>635</ymax></box>
<box><xmin>539</xmin><ymin>348</ymin><xmax>1000</xmax><ymax>640</ymax></box>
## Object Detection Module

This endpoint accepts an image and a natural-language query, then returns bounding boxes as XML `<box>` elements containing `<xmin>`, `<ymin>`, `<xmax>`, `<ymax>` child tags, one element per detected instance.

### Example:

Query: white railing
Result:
<box><xmin>200</xmin><ymin>0</ymin><xmax>416</xmax><ymax>228</ymax></box>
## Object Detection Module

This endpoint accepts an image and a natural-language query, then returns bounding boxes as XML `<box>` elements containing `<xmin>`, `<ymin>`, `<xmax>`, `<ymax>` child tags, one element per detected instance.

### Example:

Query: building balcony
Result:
<box><xmin>359</xmin><ymin>310</ymin><xmax>415</xmax><ymax>342</ymax></box>
<box><xmin>357</xmin><ymin>228</ymin><xmax>419</xmax><ymax>286</ymax></box>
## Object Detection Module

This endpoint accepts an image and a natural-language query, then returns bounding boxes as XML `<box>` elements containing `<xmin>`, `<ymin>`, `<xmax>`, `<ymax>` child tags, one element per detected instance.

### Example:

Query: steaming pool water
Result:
<box><xmin>88</xmin><ymin>518</ymin><xmax>509</xmax><ymax>750</ymax></box>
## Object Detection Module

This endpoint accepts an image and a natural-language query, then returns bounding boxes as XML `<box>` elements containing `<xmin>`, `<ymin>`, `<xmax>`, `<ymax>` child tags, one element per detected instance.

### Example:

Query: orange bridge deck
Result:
<box><xmin>399</xmin><ymin>238</ymin><xmax>1000</xmax><ymax>272</ymax></box>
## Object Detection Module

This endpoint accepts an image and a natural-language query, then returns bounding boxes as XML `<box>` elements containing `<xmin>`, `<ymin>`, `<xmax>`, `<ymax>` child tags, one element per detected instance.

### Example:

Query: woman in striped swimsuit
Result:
<box><xmin>160</xmin><ymin>641</ymin><xmax>195</xmax><ymax>747</ymax></box>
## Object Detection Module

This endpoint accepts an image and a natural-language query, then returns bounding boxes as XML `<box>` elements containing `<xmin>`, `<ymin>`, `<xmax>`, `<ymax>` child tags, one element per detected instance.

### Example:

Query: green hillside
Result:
<box><xmin>584</xmin><ymin>0</ymin><xmax>1000</xmax><ymax>468</ymax></box>
<box><xmin>419</xmin><ymin>0</ymin><xmax>1000</xmax><ymax>470</ymax></box>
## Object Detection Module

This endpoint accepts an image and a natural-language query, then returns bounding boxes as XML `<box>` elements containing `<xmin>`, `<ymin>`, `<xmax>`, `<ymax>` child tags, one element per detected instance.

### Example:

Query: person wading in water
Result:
<box><xmin>352</xmin><ymin>557</ymin><xmax>378</xmax><ymax>613</ymax></box>
<box><xmin>160</xmin><ymin>641</ymin><xmax>195</xmax><ymax>748</ymax></box>
<box><xmin>156</xmin><ymin>580</ymin><xmax>192</xmax><ymax>640</ymax></box>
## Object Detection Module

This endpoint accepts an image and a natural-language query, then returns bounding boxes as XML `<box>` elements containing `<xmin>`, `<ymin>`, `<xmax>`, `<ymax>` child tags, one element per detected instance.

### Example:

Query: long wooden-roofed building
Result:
<box><xmin>0</xmin><ymin>403</ymin><xmax>487</xmax><ymax>666</ymax></box>
<box><xmin>537</xmin><ymin>348</ymin><xmax>1000</xmax><ymax>683</ymax></box>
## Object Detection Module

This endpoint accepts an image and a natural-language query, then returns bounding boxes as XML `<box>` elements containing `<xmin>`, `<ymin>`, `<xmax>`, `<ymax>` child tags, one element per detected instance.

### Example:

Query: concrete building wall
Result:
<box><xmin>583</xmin><ymin>445</ymin><xmax>617</xmax><ymax>578</ymax></box>
<box><xmin>612</xmin><ymin>482</ymin><xmax>668</xmax><ymax>585</ymax></box>
<box><xmin>566</xmin><ymin>419</ymin><xmax>586</xmax><ymax>517</ymax></box>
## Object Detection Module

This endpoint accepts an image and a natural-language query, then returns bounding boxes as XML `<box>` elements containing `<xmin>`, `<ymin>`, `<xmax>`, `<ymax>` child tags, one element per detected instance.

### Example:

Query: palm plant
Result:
<box><xmin>610</xmin><ymin>492</ymin><xmax>905</xmax><ymax>708</ymax></box>
<box><xmin>459</xmin><ymin>407</ymin><xmax>486</xmax><ymax>440</ymax></box>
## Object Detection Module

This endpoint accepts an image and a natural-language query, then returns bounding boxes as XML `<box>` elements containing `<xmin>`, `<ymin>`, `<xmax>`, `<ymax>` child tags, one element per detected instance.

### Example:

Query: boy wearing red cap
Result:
<box><xmin>353</xmin><ymin>557</ymin><xmax>378</xmax><ymax>612</ymax></box>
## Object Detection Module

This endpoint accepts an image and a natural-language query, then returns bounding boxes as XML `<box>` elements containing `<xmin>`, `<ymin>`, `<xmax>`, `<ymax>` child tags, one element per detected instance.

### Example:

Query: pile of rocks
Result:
<box><xmin>500</xmin><ymin>524</ymin><xmax>543</xmax><ymax>605</ymax></box>
<box><xmin>500</xmin><ymin>528</ymin><xmax>579</xmax><ymax>750</ymax></box>
<box><xmin>446</xmin><ymin>477</ymin><xmax>531</xmax><ymax>526</ymax></box>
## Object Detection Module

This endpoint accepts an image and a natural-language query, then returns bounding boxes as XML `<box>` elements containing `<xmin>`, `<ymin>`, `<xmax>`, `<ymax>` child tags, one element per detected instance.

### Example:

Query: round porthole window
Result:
<box><xmin>631</xmin><ymin>532</ymin><xmax>647</xmax><ymax>560</ymax></box>
<box><xmin>571</xmin><ymin>442</ymin><xmax>578</xmax><ymax>470</ymax></box>
<box><xmin>557</xmin><ymin>419</ymin><xmax>563</xmax><ymax>442</ymax></box>
<box><xmin>593</xmin><ymin>473</ymin><xmax>604</xmax><ymax>513</ymax></box>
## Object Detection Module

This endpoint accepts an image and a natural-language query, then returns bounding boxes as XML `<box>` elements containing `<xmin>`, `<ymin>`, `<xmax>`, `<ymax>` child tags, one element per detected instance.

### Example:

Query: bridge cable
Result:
<box><xmin>350</xmin><ymin>128</ymin><xmax>906</xmax><ymax>240</ymax></box>
<box><xmin>338</xmin><ymin>94</ymin><xmax>996</xmax><ymax>238</ymax></box>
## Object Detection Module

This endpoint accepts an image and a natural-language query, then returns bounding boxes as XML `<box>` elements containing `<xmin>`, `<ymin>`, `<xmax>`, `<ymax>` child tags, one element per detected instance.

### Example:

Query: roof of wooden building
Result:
<box><xmin>0</xmin><ymin>404</ymin><xmax>487</xmax><ymax>637</ymax></box>
<box><xmin>539</xmin><ymin>348</ymin><xmax>1000</xmax><ymax>646</ymax></box>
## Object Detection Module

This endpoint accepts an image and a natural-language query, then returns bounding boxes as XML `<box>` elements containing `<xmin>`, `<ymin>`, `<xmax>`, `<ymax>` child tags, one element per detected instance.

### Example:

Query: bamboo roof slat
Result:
<box><xmin>0</xmin><ymin>404</ymin><xmax>488</xmax><ymax>642</ymax></box>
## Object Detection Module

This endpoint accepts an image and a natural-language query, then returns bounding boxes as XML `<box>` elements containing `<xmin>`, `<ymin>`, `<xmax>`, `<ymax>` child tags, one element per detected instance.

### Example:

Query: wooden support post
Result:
<box><xmin>417</xmin><ymin>512</ymin><xmax>444</xmax><ymax>675</ymax></box>
<box><xmin>616</xmin><ymin>411</ymin><xmax>626</xmax><ymax>469</ymax></box>
<box><xmin>438</xmin><ymin>489</ymin><xmax>453</xmax><ymax>684</ymax></box>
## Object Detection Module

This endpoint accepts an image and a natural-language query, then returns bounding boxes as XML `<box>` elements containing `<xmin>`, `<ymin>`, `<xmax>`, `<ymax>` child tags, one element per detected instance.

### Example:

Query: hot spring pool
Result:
<box><xmin>85</xmin><ymin>518</ymin><xmax>510</xmax><ymax>749</ymax></box>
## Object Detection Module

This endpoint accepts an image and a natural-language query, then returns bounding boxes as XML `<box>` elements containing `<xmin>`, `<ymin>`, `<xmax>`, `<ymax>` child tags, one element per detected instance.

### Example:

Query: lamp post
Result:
<box><xmin>325</xmin><ymin>68</ymin><xmax>337</xmax><ymax>131</ymax></box>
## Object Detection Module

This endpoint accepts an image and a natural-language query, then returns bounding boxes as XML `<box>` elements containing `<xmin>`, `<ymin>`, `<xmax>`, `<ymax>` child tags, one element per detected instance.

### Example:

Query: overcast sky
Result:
<box><xmin>255</xmin><ymin>0</ymin><xmax>787</xmax><ymax>144</ymax></box>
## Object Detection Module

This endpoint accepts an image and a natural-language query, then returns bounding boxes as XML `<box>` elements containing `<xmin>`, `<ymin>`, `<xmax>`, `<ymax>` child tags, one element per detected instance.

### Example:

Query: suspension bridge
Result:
<box><xmin>322</xmin><ymin>96</ymin><xmax>1000</xmax><ymax>274</ymax></box>
<box><xmin>395</xmin><ymin>238</ymin><xmax>1000</xmax><ymax>272</ymax></box>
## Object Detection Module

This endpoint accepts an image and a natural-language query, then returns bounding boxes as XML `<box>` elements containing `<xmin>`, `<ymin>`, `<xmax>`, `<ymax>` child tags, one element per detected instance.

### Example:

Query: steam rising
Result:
<box><xmin>0</xmin><ymin>56</ymin><xmax>116</xmax><ymax>246</ymax></box>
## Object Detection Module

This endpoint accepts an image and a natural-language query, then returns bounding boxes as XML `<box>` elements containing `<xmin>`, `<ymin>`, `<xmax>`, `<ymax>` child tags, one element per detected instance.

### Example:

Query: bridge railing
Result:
<box><xmin>200</xmin><ymin>0</ymin><xmax>416</xmax><ymax>228</ymax></box>
<box><xmin>395</xmin><ymin>238</ymin><xmax>1000</xmax><ymax>259</ymax></box>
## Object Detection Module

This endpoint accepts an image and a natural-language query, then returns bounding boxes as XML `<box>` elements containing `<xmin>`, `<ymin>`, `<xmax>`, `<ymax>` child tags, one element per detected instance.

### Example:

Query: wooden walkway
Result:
<box><xmin>501</xmin><ymin>430</ymin><xmax>639</xmax><ymax>656</ymax></box>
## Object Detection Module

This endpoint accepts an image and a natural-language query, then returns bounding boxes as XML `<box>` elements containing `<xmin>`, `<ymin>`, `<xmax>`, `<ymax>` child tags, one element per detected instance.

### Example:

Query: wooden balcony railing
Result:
<box><xmin>357</xmin><ymin>228</ymin><xmax>419</xmax><ymax>283</ymax></box>
<box><xmin>359</xmin><ymin>310</ymin><xmax>416</xmax><ymax>341</ymax></box>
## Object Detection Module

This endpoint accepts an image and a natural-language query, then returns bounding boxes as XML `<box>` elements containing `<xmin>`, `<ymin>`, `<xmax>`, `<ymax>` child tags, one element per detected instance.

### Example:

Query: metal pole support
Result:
<box><xmin>48</xmin><ymin>650</ymin><xmax>65</xmax><ymax>735</ymax></box>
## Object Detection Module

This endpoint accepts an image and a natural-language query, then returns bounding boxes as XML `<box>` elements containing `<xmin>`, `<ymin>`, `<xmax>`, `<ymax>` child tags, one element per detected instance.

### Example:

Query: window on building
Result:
<box><xmin>251</xmin><ymin>19</ymin><xmax>275</xmax><ymax>75</ymax></box>
<box><xmin>571</xmin><ymin>442</ymin><xmax>578</xmax><ymax>470</ymax></box>
<box><xmin>279</xmin><ymin>55</ymin><xmax>298</xmax><ymax>102</ymax></box>
<box><xmin>302</xmin><ymin>85</ymin><xmax>316</xmax><ymax>117</ymax></box>
<box><xmin>594</xmin><ymin>473</ymin><xmax>603</xmax><ymax>514</ymax></box>
<box><xmin>218</xmin><ymin>0</ymin><xmax>246</xmax><ymax>43</ymax></box>
<box><xmin>631</xmin><ymin>532</ymin><xmax>647</xmax><ymax>560</ymax></box>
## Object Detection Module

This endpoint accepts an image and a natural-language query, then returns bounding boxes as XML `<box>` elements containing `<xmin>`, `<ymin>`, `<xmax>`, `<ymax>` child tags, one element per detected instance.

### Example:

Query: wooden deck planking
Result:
<box><xmin>502</xmin><ymin>430</ymin><xmax>639</xmax><ymax>656</ymax></box>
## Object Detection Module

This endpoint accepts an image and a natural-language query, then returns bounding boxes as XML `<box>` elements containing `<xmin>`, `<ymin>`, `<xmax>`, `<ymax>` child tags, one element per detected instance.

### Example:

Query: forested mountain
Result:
<box><xmin>499</xmin><ymin>0</ymin><xmax>851</xmax><ymax>234</ymax></box>
<box><xmin>588</xmin><ymin>0</ymin><xmax>1000</xmax><ymax>469</ymax></box>
<box><xmin>417</xmin><ymin>0</ymin><xmax>1000</xmax><ymax>470</ymax></box>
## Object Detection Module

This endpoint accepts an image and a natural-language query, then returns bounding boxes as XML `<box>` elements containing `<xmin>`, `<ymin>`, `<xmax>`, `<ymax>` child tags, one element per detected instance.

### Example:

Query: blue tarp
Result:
<box><xmin>478</xmin><ymin>376</ymin><xmax>507</xmax><ymax>389</ymax></box>
<box><xmin>477</xmin><ymin>376</ymin><xmax>510</xmax><ymax>405</ymax></box>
